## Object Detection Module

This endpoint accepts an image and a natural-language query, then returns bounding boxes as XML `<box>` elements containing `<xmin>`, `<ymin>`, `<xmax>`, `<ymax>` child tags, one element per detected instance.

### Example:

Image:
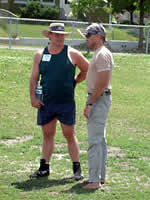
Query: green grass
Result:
<box><xmin>0</xmin><ymin>49</ymin><xmax>150</xmax><ymax>199</ymax></box>
<box><xmin>0</xmin><ymin>23</ymin><xmax>139</xmax><ymax>41</ymax></box>
<box><xmin>0</xmin><ymin>24</ymin><xmax>83</xmax><ymax>39</ymax></box>
<box><xmin>107</xmin><ymin>27</ymin><xmax>139</xmax><ymax>41</ymax></box>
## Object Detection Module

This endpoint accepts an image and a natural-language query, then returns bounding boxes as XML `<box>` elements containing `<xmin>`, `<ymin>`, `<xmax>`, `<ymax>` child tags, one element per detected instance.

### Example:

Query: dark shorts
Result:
<box><xmin>37</xmin><ymin>102</ymin><xmax>75</xmax><ymax>126</ymax></box>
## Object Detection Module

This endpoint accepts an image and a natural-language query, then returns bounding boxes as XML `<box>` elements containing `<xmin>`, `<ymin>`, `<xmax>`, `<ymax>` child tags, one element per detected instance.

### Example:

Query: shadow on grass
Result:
<box><xmin>61</xmin><ymin>182</ymin><xmax>104</xmax><ymax>194</ymax></box>
<box><xmin>11</xmin><ymin>177</ymin><xmax>104</xmax><ymax>194</ymax></box>
<box><xmin>11</xmin><ymin>177</ymin><xmax>75</xmax><ymax>191</ymax></box>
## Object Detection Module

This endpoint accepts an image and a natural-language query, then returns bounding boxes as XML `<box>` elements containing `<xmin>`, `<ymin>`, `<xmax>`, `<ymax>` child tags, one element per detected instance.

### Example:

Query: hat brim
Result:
<box><xmin>43</xmin><ymin>30</ymin><xmax>70</xmax><ymax>37</ymax></box>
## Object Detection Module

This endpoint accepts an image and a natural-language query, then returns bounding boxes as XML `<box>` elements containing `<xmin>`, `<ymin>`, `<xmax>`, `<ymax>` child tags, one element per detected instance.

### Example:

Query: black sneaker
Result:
<box><xmin>73</xmin><ymin>170</ymin><xmax>84</xmax><ymax>181</ymax></box>
<box><xmin>73</xmin><ymin>162</ymin><xmax>84</xmax><ymax>181</ymax></box>
<box><xmin>30</xmin><ymin>159</ymin><xmax>50</xmax><ymax>179</ymax></box>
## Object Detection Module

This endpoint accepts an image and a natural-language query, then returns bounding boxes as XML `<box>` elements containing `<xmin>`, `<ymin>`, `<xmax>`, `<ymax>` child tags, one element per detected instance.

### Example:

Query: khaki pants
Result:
<box><xmin>87</xmin><ymin>93</ymin><xmax>112</xmax><ymax>182</ymax></box>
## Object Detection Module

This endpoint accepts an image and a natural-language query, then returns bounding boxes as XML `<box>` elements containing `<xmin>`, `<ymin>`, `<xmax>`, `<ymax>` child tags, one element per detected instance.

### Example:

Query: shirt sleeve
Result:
<box><xmin>95</xmin><ymin>52</ymin><xmax>113</xmax><ymax>72</ymax></box>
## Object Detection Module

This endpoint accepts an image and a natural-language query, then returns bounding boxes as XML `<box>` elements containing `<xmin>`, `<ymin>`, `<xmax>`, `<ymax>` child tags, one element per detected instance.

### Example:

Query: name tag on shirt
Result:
<box><xmin>42</xmin><ymin>54</ymin><xmax>51</xmax><ymax>62</ymax></box>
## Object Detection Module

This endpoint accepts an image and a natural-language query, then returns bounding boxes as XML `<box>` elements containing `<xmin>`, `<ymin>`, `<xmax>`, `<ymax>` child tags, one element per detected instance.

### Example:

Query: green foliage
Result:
<box><xmin>110</xmin><ymin>0</ymin><xmax>150</xmax><ymax>49</ymax></box>
<box><xmin>20</xmin><ymin>1</ymin><xmax>60</xmax><ymax>19</ymax></box>
<box><xmin>111</xmin><ymin>0</ymin><xmax>150</xmax><ymax>25</ymax></box>
<box><xmin>70</xmin><ymin>0</ymin><xmax>110</xmax><ymax>23</ymax></box>
<box><xmin>39</xmin><ymin>6</ymin><xmax>60</xmax><ymax>20</ymax></box>
<box><xmin>7</xmin><ymin>0</ymin><xmax>15</xmax><ymax>11</ymax></box>
<box><xmin>111</xmin><ymin>0</ymin><xmax>137</xmax><ymax>14</ymax></box>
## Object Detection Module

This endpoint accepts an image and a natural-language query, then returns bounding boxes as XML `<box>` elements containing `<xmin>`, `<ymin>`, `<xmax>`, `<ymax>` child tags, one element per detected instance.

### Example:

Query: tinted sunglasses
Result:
<box><xmin>85</xmin><ymin>32</ymin><xmax>96</xmax><ymax>38</ymax></box>
<box><xmin>85</xmin><ymin>32</ymin><xmax>97</xmax><ymax>38</ymax></box>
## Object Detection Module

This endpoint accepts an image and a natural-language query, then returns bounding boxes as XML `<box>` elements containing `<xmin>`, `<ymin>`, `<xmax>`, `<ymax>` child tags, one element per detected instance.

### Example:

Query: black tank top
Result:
<box><xmin>39</xmin><ymin>45</ymin><xmax>76</xmax><ymax>104</ymax></box>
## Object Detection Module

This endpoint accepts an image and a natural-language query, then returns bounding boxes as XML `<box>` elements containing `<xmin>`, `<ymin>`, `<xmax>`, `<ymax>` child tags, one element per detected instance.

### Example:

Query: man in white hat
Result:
<box><xmin>29</xmin><ymin>23</ymin><xmax>88</xmax><ymax>180</ymax></box>
<box><xmin>83</xmin><ymin>23</ymin><xmax>114</xmax><ymax>189</ymax></box>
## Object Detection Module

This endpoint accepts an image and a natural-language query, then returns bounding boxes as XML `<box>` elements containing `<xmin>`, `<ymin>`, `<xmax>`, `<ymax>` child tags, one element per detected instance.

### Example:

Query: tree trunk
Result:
<box><xmin>130</xmin><ymin>11</ymin><xmax>134</xmax><ymax>24</ymax></box>
<box><xmin>7</xmin><ymin>0</ymin><xmax>15</xmax><ymax>12</ymax></box>
<box><xmin>138</xmin><ymin>0</ymin><xmax>144</xmax><ymax>50</ymax></box>
<box><xmin>55</xmin><ymin>0</ymin><xmax>60</xmax><ymax>8</ymax></box>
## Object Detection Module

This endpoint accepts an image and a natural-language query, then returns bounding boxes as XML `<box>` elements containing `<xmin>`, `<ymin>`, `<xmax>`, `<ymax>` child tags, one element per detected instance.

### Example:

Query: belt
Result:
<box><xmin>88</xmin><ymin>89</ymin><xmax>111</xmax><ymax>96</ymax></box>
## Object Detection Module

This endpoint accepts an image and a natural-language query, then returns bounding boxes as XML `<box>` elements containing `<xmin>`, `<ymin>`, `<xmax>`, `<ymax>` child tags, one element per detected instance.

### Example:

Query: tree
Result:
<box><xmin>111</xmin><ymin>0</ymin><xmax>137</xmax><ymax>24</ymax></box>
<box><xmin>7</xmin><ymin>0</ymin><xmax>15</xmax><ymax>12</ymax></box>
<box><xmin>70</xmin><ymin>0</ymin><xmax>110</xmax><ymax>23</ymax></box>
<box><xmin>111</xmin><ymin>0</ymin><xmax>150</xmax><ymax>50</ymax></box>
<box><xmin>137</xmin><ymin>0</ymin><xmax>150</xmax><ymax>49</ymax></box>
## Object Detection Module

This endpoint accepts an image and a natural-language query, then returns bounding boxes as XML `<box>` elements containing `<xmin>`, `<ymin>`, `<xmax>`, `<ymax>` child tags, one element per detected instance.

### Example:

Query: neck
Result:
<box><xmin>48</xmin><ymin>44</ymin><xmax>64</xmax><ymax>54</ymax></box>
<box><xmin>93</xmin><ymin>43</ymin><xmax>103</xmax><ymax>51</ymax></box>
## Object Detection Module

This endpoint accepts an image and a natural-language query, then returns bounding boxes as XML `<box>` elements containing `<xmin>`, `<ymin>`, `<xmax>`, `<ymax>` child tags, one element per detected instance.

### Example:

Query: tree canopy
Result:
<box><xmin>111</xmin><ymin>0</ymin><xmax>150</xmax><ymax>25</ymax></box>
<box><xmin>70</xmin><ymin>0</ymin><xmax>110</xmax><ymax>23</ymax></box>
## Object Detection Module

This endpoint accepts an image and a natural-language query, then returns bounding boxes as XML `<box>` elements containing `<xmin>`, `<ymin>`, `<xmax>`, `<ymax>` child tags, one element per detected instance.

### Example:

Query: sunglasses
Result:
<box><xmin>85</xmin><ymin>33</ymin><xmax>93</xmax><ymax>38</ymax></box>
<box><xmin>85</xmin><ymin>32</ymin><xmax>98</xmax><ymax>38</ymax></box>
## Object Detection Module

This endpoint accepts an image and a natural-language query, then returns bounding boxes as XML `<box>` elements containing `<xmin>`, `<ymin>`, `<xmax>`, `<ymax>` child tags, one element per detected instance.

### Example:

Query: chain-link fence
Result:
<box><xmin>0</xmin><ymin>16</ymin><xmax>150</xmax><ymax>54</ymax></box>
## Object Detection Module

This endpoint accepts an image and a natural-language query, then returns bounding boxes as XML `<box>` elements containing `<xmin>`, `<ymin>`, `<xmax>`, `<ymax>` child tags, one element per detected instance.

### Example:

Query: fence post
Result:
<box><xmin>72</xmin><ymin>23</ymin><xmax>74</xmax><ymax>46</ymax></box>
<box><xmin>112</xmin><ymin>26</ymin><xmax>114</xmax><ymax>40</ymax></box>
<box><xmin>16</xmin><ymin>18</ymin><xmax>18</xmax><ymax>38</ymax></box>
<box><xmin>8</xmin><ymin>17</ymin><xmax>12</xmax><ymax>49</ymax></box>
<box><xmin>145</xmin><ymin>26</ymin><xmax>150</xmax><ymax>54</ymax></box>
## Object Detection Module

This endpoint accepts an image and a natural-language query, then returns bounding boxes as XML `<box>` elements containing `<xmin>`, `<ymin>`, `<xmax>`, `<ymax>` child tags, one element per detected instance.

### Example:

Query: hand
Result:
<box><xmin>31</xmin><ymin>96</ymin><xmax>44</xmax><ymax>109</ymax></box>
<box><xmin>83</xmin><ymin>105</ymin><xmax>92</xmax><ymax>118</ymax></box>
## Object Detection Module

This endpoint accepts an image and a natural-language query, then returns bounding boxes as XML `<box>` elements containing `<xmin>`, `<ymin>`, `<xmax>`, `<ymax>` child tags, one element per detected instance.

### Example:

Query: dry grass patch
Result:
<box><xmin>0</xmin><ymin>135</ymin><xmax>33</xmax><ymax>146</ymax></box>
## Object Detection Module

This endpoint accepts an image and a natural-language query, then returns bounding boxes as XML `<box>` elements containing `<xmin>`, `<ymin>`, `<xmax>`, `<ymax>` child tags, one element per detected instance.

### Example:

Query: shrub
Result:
<box><xmin>20</xmin><ymin>1</ymin><xmax>42</xmax><ymax>19</ymax></box>
<box><xmin>20</xmin><ymin>1</ymin><xmax>60</xmax><ymax>19</ymax></box>
<box><xmin>40</xmin><ymin>6</ymin><xmax>60</xmax><ymax>20</ymax></box>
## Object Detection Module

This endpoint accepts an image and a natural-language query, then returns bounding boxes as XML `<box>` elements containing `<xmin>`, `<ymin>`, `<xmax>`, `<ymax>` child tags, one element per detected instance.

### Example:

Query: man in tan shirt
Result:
<box><xmin>83</xmin><ymin>23</ymin><xmax>114</xmax><ymax>189</ymax></box>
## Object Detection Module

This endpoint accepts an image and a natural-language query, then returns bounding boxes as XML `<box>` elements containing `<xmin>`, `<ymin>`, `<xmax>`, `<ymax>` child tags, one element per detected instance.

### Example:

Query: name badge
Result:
<box><xmin>42</xmin><ymin>54</ymin><xmax>51</xmax><ymax>62</ymax></box>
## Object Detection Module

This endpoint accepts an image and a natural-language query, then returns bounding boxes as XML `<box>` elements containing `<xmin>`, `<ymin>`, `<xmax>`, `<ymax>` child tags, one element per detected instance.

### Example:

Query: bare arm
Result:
<box><xmin>69</xmin><ymin>48</ymin><xmax>89</xmax><ymax>84</ymax></box>
<box><xmin>29</xmin><ymin>50</ymin><xmax>44</xmax><ymax>108</ymax></box>
<box><xmin>84</xmin><ymin>70</ymin><xmax>111</xmax><ymax>118</ymax></box>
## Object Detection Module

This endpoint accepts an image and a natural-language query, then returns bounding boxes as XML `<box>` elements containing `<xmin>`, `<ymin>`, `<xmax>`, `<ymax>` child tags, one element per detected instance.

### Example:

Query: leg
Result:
<box><xmin>30</xmin><ymin>119</ymin><xmax>57</xmax><ymax>178</ymax></box>
<box><xmin>60</xmin><ymin>123</ymin><xmax>83</xmax><ymax>180</ymax></box>
<box><xmin>41</xmin><ymin>119</ymin><xmax>57</xmax><ymax>162</ymax></box>
<box><xmin>83</xmin><ymin>135</ymin><xmax>106</xmax><ymax>186</ymax></box>
<box><xmin>60</xmin><ymin>123</ymin><xmax>79</xmax><ymax>162</ymax></box>
<box><xmin>101</xmin><ymin>129</ymin><xmax>107</xmax><ymax>182</ymax></box>
<box><xmin>83</xmin><ymin>95</ymin><xmax>111</xmax><ymax>189</ymax></box>
<box><xmin>83</xmin><ymin>124</ymin><xmax>106</xmax><ymax>189</ymax></box>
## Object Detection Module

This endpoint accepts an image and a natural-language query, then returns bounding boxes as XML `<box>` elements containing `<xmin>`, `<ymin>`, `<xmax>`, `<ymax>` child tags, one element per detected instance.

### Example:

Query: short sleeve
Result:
<box><xmin>95</xmin><ymin>52</ymin><xmax>113</xmax><ymax>72</ymax></box>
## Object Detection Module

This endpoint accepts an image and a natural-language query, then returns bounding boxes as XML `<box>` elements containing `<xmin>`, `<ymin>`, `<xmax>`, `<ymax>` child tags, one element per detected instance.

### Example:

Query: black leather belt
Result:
<box><xmin>88</xmin><ymin>89</ymin><xmax>111</xmax><ymax>96</ymax></box>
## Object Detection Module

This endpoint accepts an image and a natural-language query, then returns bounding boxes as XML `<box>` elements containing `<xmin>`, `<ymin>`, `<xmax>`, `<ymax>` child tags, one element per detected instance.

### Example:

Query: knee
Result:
<box><xmin>64</xmin><ymin>133</ymin><xmax>76</xmax><ymax>143</ymax></box>
<box><xmin>43</xmin><ymin>131</ymin><xmax>55</xmax><ymax>141</ymax></box>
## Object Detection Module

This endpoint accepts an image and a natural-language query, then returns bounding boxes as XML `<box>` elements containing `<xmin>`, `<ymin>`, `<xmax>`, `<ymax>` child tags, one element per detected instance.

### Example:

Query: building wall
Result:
<box><xmin>1</xmin><ymin>0</ymin><xmax>55</xmax><ymax>5</ymax></box>
<box><xmin>59</xmin><ymin>0</ymin><xmax>71</xmax><ymax>17</ymax></box>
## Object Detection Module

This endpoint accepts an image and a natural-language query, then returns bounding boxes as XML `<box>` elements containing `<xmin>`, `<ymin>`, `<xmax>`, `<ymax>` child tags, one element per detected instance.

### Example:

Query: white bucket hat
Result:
<box><xmin>43</xmin><ymin>23</ymin><xmax>70</xmax><ymax>37</ymax></box>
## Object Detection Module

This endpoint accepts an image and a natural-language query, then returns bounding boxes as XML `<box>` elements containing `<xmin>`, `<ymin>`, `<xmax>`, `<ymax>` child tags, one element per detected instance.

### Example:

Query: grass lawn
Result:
<box><xmin>0</xmin><ymin>49</ymin><xmax>150</xmax><ymax>199</ymax></box>
<box><xmin>0</xmin><ymin>23</ymin><xmax>139</xmax><ymax>41</ymax></box>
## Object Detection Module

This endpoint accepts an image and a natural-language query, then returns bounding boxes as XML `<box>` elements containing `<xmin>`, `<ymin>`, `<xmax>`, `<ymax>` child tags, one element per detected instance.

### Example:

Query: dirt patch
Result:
<box><xmin>108</xmin><ymin>146</ymin><xmax>125</xmax><ymax>158</ymax></box>
<box><xmin>0</xmin><ymin>135</ymin><xmax>33</xmax><ymax>146</ymax></box>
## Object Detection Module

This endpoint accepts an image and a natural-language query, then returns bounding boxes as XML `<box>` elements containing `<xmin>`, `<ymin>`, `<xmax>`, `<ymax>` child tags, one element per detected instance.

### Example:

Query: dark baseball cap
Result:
<box><xmin>85</xmin><ymin>23</ymin><xmax>107</xmax><ymax>41</ymax></box>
